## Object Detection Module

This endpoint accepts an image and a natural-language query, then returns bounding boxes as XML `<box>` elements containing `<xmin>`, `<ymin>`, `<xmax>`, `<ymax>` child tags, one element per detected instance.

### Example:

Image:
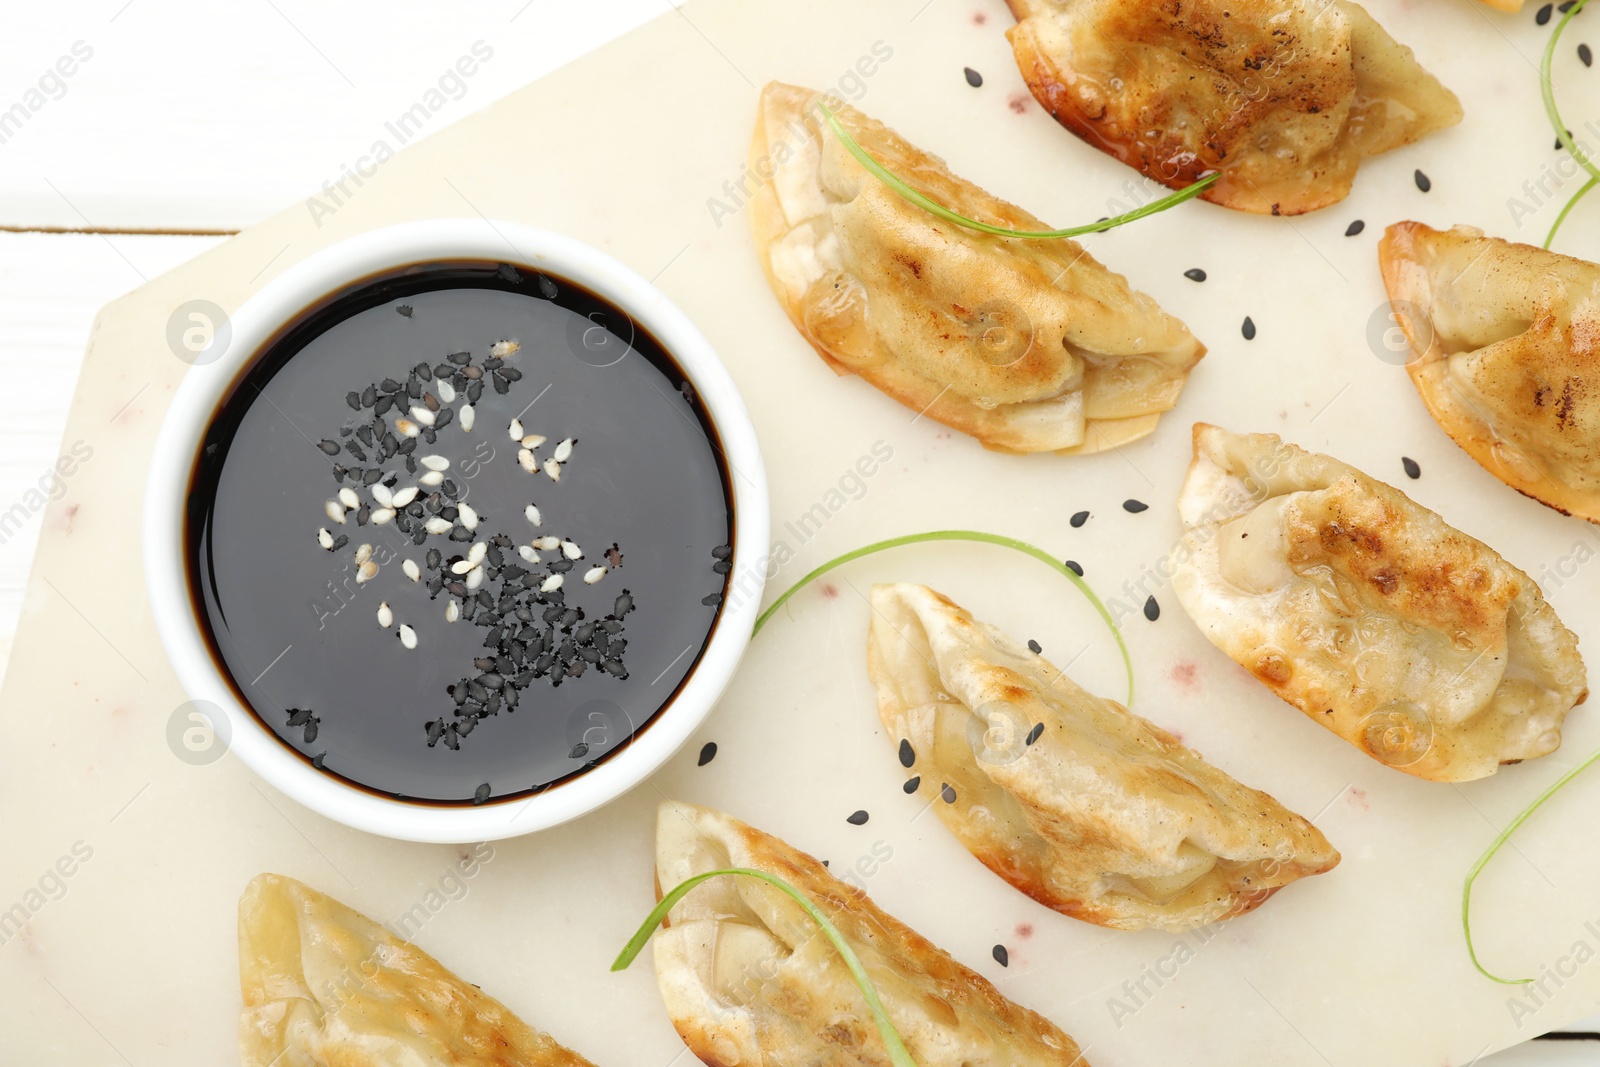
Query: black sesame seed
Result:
<box><xmin>492</xmin><ymin>374</ymin><xmax>510</xmax><ymax>395</ymax></box>
<box><xmin>345</xmin><ymin>391</ymin><xmax>361</xmax><ymax>410</ymax></box>
<box><xmin>1026</xmin><ymin>722</ymin><xmax>1044</xmax><ymax>746</ymax></box>
<box><xmin>712</xmin><ymin>560</ymin><xmax>732</xmax><ymax>575</ymax></box>
<box><xmin>317</xmin><ymin>439</ymin><xmax>340</xmax><ymax>456</ymax></box>
<box><xmin>1070</xmin><ymin>510</ymin><xmax>1089</xmax><ymax>528</ymax></box>
<box><xmin>711</xmin><ymin>544</ymin><xmax>733</xmax><ymax>560</ymax></box>
<box><xmin>1143</xmin><ymin>596</ymin><xmax>1160</xmax><ymax>621</ymax></box>
<box><xmin>964</xmin><ymin>66</ymin><xmax>983</xmax><ymax>87</ymax></box>
<box><xmin>311</xmin><ymin>752</ymin><xmax>326</xmax><ymax>769</ymax></box>
<box><xmin>940</xmin><ymin>783</ymin><xmax>958</xmax><ymax>804</ymax></box>
<box><xmin>904</xmin><ymin>776</ymin><xmax>921</xmax><ymax>794</ymax></box>
<box><xmin>361</xmin><ymin>385</ymin><xmax>377</xmax><ymax>407</ymax></box>
<box><xmin>568</xmin><ymin>742</ymin><xmax>589</xmax><ymax>760</ymax></box>
<box><xmin>286</xmin><ymin>707</ymin><xmax>312</xmax><ymax>727</ymax></box>
<box><xmin>471</xmin><ymin>782</ymin><xmax>490</xmax><ymax>805</ymax></box>
<box><xmin>899</xmin><ymin>739</ymin><xmax>916</xmax><ymax>768</ymax></box>
<box><xmin>500</xmin><ymin>366</ymin><xmax>523</xmax><ymax>382</ymax></box>
<box><xmin>1539</xmin><ymin>2</ymin><xmax>1554</xmax><ymax>22</ymax></box>
<box><xmin>373</xmin><ymin>395</ymin><xmax>393</xmax><ymax>415</ymax></box>
<box><xmin>701</xmin><ymin>592</ymin><xmax>723</xmax><ymax>606</ymax></box>
<box><xmin>302</xmin><ymin>719</ymin><xmax>318</xmax><ymax>744</ymax></box>
<box><xmin>1027</xmin><ymin>639</ymin><xmax>1042</xmax><ymax>654</ymax></box>
<box><xmin>466</xmin><ymin>380</ymin><xmax>484</xmax><ymax>404</ymax></box>
<box><xmin>1414</xmin><ymin>169</ymin><xmax>1432</xmax><ymax>193</ymax></box>
<box><xmin>698</xmin><ymin>742</ymin><xmax>718</xmax><ymax>766</ymax></box>
<box><xmin>1242</xmin><ymin>316</ymin><xmax>1257</xmax><ymax>340</ymax></box>
<box><xmin>1345</xmin><ymin>219</ymin><xmax>1365</xmax><ymax>237</ymax></box>
<box><xmin>846</xmin><ymin>810</ymin><xmax>870</xmax><ymax>826</ymax></box>
<box><xmin>1064</xmin><ymin>560</ymin><xmax>1083</xmax><ymax>577</ymax></box>
<box><xmin>1582</xmin><ymin>43</ymin><xmax>1593</xmax><ymax>66</ymax></box>
<box><xmin>448</xmin><ymin>350</ymin><xmax>471</xmax><ymax>365</ymax></box>
<box><xmin>1123</xmin><ymin>499</ymin><xmax>1149</xmax><ymax>513</ymax></box>
<box><xmin>1183</xmin><ymin>268</ymin><xmax>1207</xmax><ymax>282</ymax></box>
<box><xmin>330</xmin><ymin>534</ymin><xmax>348</xmax><ymax>551</ymax></box>
<box><xmin>1402</xmin><ymin>456</ymin><xmax>1421</xmax><ymax>479</ymax></box>
<box><xmin>993</xmin><ymin>945</ymin><xmax>1010</xmax><ymax>967</ymax></box>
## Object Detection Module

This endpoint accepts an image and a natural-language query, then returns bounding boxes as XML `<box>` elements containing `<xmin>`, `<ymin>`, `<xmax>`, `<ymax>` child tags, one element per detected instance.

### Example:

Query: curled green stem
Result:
<box><xmin>613</xmin><ymin>868</ymin><xmax>917</xmax><ymax>1067</ymax></box>
<box><xmin>753</xmin><ymin>530</ymin><xmax>1134</xmax><ymax>707</ymax></box>
<box><xmin>818</xmin><ymin>102</ymin><xmax>1218</xmax><ymax>241</ymax></box>
<box><xmin>1463</xmin><ymin>744</ymin><xmax>1600</xmax><ymax>984</ymax></box>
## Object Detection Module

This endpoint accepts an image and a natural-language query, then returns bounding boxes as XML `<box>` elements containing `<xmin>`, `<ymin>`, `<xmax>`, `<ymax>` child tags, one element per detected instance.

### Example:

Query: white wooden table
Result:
<box><xmin>0</xmin><ymin>1</ymin><xmax>1592</xmax><ymax>1060</ymax></box>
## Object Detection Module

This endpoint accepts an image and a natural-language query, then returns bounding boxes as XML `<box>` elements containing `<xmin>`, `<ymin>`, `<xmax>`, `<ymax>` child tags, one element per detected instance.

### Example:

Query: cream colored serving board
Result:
<box><xmin>4</xmin><ymin>1</ymin><xmax>1599</xmax><ymax>1063</ymax></box>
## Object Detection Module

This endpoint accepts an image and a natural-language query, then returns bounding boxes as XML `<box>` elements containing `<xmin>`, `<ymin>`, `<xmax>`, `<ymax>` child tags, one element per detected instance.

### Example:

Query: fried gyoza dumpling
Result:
<box><xmin>867</xmin><ymin>583</ymin><xmax>1339</xmax><ymax>931</ymax></box>
<box><xmin>749</xmin><ymin>82</ymin><xmax>1204</xmax><ymax>454</ymax></box>
<box><xmin>238</xmin><ymin>873</ymin><xmax>596</xmax><ymax>1067</ymax></box>
<box><xmin>651</xmin><ymin>801</ymin><xmax>1091</xmax><ymax>1066</ymax></box>
<box><xmin>1380</xmin><ymin>221</ymin><xmax>1600</xmax><ymax>522</ymax></box>
<box><xmin>1173</xmin><ymin>424</ymin><xmax>1587</xmax><ymax>782</ymax></box>
<box><xmin>1005</xmin><ymin>0</ymin><xmax>1463</xmax><ymax>215</ymax></box>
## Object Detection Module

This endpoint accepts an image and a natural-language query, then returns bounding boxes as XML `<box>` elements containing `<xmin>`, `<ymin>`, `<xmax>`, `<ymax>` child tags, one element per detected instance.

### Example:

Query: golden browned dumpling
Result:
<box><xmin>749</xmin><ymin>82</ymin><xmax>1204</xmax><ymax>454</ymax></box>
<box><xmin>651</xmin><ymin>801</ymin><xmax>1092</xmax><ymax>1066</ymax></box>
<box><xmin>238</xmin><ymin>873</ymin><xmax>596</xmax><ymax>1067</ymax></box>
<box><xmin>1005</xmin><ymin>0</ymin><xmax>1463</xmax><ymax>215</ymax></box>
<box><xmin>1173</xmin><ymin>424</ymin><xmax>1587</xmax><ymax>783</ymax></box>
<box><xmin>867</xmin><ymin>583</ymin><xmax>1339</xmax><ymax>931</ymax></box>
<box><xmin>1380</xmin><ymin>221</ymin><xmax>1600</xmax><ymax>522</ymax></box>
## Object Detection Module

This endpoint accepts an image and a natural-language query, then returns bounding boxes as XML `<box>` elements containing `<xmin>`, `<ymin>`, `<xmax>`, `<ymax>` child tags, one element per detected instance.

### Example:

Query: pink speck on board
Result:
<box><xmin>1169</xmin><ymin>660</ymin><xmax>1199</xmax><ymax>692</ymax></box>
<box><xmin>820</xmin><ymin>583</ymin><xmax>840</xmax><ymax>600</ymax></box>
<box><xmin>1008</xmin><ymin>92</ymin><xmax>1031</xmax><ymax>114</ymax></box>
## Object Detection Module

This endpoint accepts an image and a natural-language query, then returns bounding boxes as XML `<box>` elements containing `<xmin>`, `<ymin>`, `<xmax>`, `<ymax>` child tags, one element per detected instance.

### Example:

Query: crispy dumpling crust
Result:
<box><xmin>1005</xmin><ymin>0</ymin><xmax>1462</xmax><ymax>215</ymax></box>
<box><xmin>1380</xmin><ymin>221</ymin><xmax>1600</xmax><ymax>522</ymax></box>
<box><xmin>238</xmin><ymin>874</ymin><xmax>595</xmax><ymax>1067</ymax></box>
<box><xmin>749</xmin><ymin>81</ymin><xmax>1204</xmax><ymax>455</ymax></box>
<box><xmin>652</xmin><ymin>802</ymin><xmax>1091</xmax><ymax>1066</ymax></box>
<box><xmin>1173</xmin><ymin>424</ymin><xmax>1587</xmax><ymax>783</ymax></box>
<box><xmin>867</xmin><ymin>583</ymin><xmax>1339</xmax><ymax>932</ymax></box>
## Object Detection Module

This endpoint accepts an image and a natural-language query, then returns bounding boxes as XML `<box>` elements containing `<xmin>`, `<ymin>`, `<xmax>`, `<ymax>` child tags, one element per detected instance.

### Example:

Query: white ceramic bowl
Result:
<box><xmin>144</xmin><ymin>219</ymin><xmax>767</xmax><ymax>843</ymax></box>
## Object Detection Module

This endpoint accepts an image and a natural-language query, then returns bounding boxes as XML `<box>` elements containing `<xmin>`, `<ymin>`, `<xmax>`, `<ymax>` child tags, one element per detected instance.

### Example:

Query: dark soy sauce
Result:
<box><xmin>187</xmin><ymin>262</ymin><xmax>734</xmax><ymax>805</ymax></box>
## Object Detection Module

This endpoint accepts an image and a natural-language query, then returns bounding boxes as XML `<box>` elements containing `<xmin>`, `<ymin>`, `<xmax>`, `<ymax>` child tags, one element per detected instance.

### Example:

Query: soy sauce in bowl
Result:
<box><xmin>187</xmin><ymin>262</ymin><xmax>733</xmax><ymax>806</ymax></box>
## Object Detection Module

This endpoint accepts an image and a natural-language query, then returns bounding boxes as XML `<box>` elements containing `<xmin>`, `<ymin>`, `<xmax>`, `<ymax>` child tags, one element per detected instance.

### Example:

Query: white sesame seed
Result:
<box><xmin>445</xmin><ymin>599</ymin><xmax>460</xmax><ymax>622</ymax></box>
<box><xmin>391</xmin><ymin>486</ymin><xmax>418</xmax><ymax>507</ymax></box>
<box><xmin>437</xmin><ymin>378</ymin><xmax>457</xmax><ymax>403</ymax></box>
<box><xmin>534</xmin><ymin>535</ymin><xmax>561</xmax><ymax>550</ymax></box>
<box><xmin>541</xmin><ymin>574</ymin><xmax>564</xmax><ymax>593</ymax></box>
<box><xmin>317</xmin><ymin>528</ymin><xmax>334</xmax><ymax>549</ymax></box>
<box><xmin>395</xmin><ymin>418</ymin><xmax>421</xmax><ymax>438</ymax></box>
<box><xmin>467</xmin><ymin>541</ymin><xmax>488</xmax><ymax>566</ymax></box>
<box><xmin>518</xmin><ymin>448</ymin><xmax>537</xmax><ymax>473</ymax></box>
<box><xmin>420</xmin><ymin>455</ymin><xmax>450</xmax><ymax>471</ymax></box>
<box><xmin>458</xmin><ymin>502</ymin><xmax>479</xmax><ymax>530</ymax></box>
<box><xmin>491</xmin><ymin>339</ymin><xmax>521</xmax><ymax>358</ymax></box>
<box><xmin>325</xmin><ymin>500</ymin><xmax>346</xmax><ymax>524</ymax></box>
<box><xmin>377</xmin><ymin>601</ymin><xmax>393</xmax><ymax>628</ymax></box>
<box><xmin>451</xmin><ymin>559</ymin><xmax>477</xmax><ymax>575</ymax></box>
<box><xmin>583</xmin><ymin>565</ymin><xmax>607</xmax><ymax>584</ymax></box>
<box><xmin>402</xmin><ymin>559</ymin><xmax>421</xmax><ymax>582</ymax></box>
<box><xmin>561</xmin><ymin>540</ymin><xmax>583</xmax><ymax>560</ymax></box>
<box><xmin>354</xmin><ymin>543</ymin><xmax>373</xmax><ymax>565</ymax></box>
<box><xmin>521</xmin><ymin>434</ymin><xmax>547</xmax><ymax>449</ymax></box>
<box><xmin>518</xmin><ymin>545</ymin><xmax>539</xmax><ymax>562</ymax></box>
<box><xmin>357</xmin><ymin>560</ymin><xmax>378</xmax><ymax>583</ymax></box>
<box><xmin>509</xmin><ymin>418</ymin><xmax>524</xmax><ymax>441</ymax></box>
<box><xmin>409</xmin><ymin>405</ymin><xmax>436</xmax><ymax>427</ymax></box>
<box><xmin>424</xmin><ymin>517</ymin><xmax>453</xmax><ymax>535</ymax></box>
<box><xmin>465</xmin><ymin>567</ymin><xmax>485</xmax><ymax>591</ymax></box>
<box><xmin>460</xmin><ymin>404</ymin><xmax>476</xmax><ymax>432</ymax></box>
<box><xmin>554</xmin><ymin>437</ymin><xmax>575</xmax><ymax>462</ymax></box>
<box><xmin>371</xmin><ymin>483</ymin><xmax>394</xmax><ymax>508</ymax></box>
<box><xmin>371</xmin><ymin>508</ymin><xmax>396</xmax><ymax>525</ymax></box>
<box><xmin>419</xmin><ymin>471</ymin><xmax>445</xmax><ymax>487</ymax></box>
<box><xmin>398</xmin><ymin>624</ymin><xmax>418</xmax><ymax>650</ymax></box>
<box><xmin>524</xmin><ymin>503</ymin><xmax>542</xmax><ymax>526</ymax></box>
<box><xmin>338</xmin><ymin>487</ymin><xmax>360</xmax><ymax>509</ymax></box>
<box><xmin>543</xmin><ymin>458</ymin><xmax>562</xmax><ymax>481</ymax></box>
